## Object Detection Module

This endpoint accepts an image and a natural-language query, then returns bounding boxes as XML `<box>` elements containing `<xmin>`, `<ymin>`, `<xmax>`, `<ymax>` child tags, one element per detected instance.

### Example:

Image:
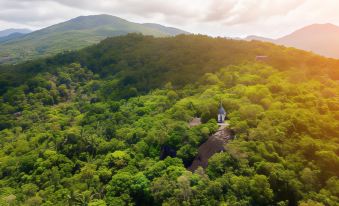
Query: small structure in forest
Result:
<box><xmin>189</xmin><ymin>117</ymin><xmax>202</xmax><ymax>127</ymax></box>
<box><xmin>255</xmin><ymin>55</ymin><xmax>268</xmax><ymax>61</ymax></box>
<box><xmin>217</xmin><ymin>103</ymin><xmax>226</xmax><ymax>123</ymax></box>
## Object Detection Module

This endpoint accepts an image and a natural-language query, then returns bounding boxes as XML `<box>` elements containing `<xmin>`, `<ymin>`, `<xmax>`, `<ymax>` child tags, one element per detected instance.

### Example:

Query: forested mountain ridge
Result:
<box><xmin>0</xmin><ymin>34</ymin><xmax>338</xmax><ymax>206</ymax></box>
<box><xmin>1</xmin><ymin>34</ymin><xmax>338</xmax><ymax>95</ymax></box>
<box><xmin>0</xmin><ymin>15</ymin><xmax>188</xmax><ymax>64</ymax></box>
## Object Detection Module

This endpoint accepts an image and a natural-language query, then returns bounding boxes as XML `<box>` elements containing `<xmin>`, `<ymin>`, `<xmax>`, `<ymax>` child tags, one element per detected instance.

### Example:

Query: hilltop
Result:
<box><xmin>0</xmin><ymin>15</ymin><xmax>188</xmax><ymax>64</ymax></box>
<box><xmin>1</xmin><ymin>34</ymin><xmax>338</xmax><ymax>94</ymax></box>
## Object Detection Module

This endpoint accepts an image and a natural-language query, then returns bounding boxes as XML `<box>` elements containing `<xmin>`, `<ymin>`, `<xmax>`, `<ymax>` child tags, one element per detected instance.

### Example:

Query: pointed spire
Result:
<box><xmin>218</xmin><ymin>100</ymin><xmax>225</xmax><ymax>115</ymax></box>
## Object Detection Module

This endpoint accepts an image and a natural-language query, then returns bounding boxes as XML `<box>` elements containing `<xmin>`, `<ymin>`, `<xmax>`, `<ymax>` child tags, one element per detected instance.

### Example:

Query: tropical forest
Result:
<box><xmin>0</xmin><ymin>32</ymin><xmax>338</xmax><ymax>206</ymax></box>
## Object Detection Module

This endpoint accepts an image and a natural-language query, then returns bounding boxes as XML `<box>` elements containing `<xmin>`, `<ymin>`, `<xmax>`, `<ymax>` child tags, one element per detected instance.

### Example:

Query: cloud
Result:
<box><xmin>0</xmin><ymin>0</ymin><xmax>305</xmax><ymax>25</ymax></box>
<box><xmin>0</xmin><ymin>0</ymin><xmax>87</xmax><ymax>26</ymax></box>
<box><xmin>0</xmin><ymin>0</ymin><xmax>338</xmax><ymax>37</ymax></box>
<box><xmin>202</xmin><ymin>0</ymin><xmax>307</xmax><ymax>25</ymax></box>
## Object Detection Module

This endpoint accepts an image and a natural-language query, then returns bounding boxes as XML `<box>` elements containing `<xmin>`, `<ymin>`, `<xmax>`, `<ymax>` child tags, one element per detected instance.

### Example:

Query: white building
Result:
<box><xmin>217</xmin><ymin>103</ymin><xmax>226</xmax><ymax>123</ymax></box>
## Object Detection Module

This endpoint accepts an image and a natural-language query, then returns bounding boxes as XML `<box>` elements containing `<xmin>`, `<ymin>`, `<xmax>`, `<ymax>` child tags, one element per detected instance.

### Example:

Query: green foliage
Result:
<box><xmin>0</xmin><ymin>34</ymin><xmax>338</xmax><ymax>206</ymax></box>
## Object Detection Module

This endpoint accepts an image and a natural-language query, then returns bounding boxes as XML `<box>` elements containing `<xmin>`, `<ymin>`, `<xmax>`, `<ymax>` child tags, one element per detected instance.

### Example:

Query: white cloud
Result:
<box><xmin>0</xmin><ymin>0</ymin><xmax>338</xmax><ymax>38</ymax></box>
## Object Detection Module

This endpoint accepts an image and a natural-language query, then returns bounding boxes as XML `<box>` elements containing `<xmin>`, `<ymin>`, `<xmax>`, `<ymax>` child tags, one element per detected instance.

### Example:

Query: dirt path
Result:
<box><xmin>188</xmin><ymin>123</ymin><xmax>232</xmax><ymax>171</ymax></box>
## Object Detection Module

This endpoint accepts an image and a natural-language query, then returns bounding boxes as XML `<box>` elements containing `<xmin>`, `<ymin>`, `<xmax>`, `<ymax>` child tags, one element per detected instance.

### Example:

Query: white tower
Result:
<box><xmin>217</xmin><ymin>103</ymin><xmax>226</xmax><ymax>123</ymax></box>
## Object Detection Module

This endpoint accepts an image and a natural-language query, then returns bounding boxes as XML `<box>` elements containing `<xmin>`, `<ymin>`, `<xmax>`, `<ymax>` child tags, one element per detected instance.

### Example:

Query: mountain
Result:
<box><xmin>0</xmin><ymin>14</ymin><xmax>188</xmax><ymax>64</ymax></box>
<box><xmin>246</xmin><ymin>23</ymin><xmax>339</xmax><ymax>58</ymax></box>
<box><xmin>0</xmin><ymin>32</ymin><xmax>27</xmax><ymax>43</ymax></box>
<box><xmin>0</xmin><ymin>28</ymin><xmax>31</xmax><ymax>37</ymax></box>
<box><xmin>142</xmin><ymin>23</ymin><xmax>189</xmax><ymax>35</ymax></box>
<box><xmin>276</xmin><ymin>23</ymin><xmax>339</xmax><ymax>58</ymax></box>
<box><xmin>245</xmin><ymin>35</ymin><xmax>274</xmax><ymax>43</ymax></box>
<box><xmin>0</xmin><ymin>34</ymin><xmax>338</xmax><ymax>206</ymax></box>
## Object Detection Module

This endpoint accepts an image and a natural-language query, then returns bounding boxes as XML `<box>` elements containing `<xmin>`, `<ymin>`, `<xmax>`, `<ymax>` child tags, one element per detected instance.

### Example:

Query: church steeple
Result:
<box><xmin>217</xmin><ymin>101</ymin><xmax>226</xmax><ymax>123</ymax></box>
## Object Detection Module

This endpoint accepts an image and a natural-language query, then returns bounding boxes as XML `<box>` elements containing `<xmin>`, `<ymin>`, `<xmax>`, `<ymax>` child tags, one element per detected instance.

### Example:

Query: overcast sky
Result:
<box><xmin>0</xmin><ymin>0</ymin><xmax>339</xmax><ymax>38</ymax></box>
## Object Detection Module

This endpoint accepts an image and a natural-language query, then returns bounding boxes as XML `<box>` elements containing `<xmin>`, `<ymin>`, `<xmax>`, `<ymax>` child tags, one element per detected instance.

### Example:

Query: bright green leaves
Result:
<box><xmin>104</xmin><ymin>151</ymin><xmax>131</xmax><ymax>170</ymax></box>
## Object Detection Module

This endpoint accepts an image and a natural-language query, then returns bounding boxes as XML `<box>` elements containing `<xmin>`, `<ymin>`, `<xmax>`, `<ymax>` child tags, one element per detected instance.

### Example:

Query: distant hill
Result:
<box><xmin>0</xmin><ymin>14</ymin><xmax>188</xmax><ymax>64</ymax></box>
<box><xmin>276</xmin><ymin>23</ymin><xmax>339</xmax><ymax>58</ymax></box>
<box><xmin>246</xmin><ymin>23</ymin><xmax>339</xmax><ymax>59</ymax></box>
<box><xmin>0</xmin><ymin>32</ymin><xmax>27</xmax><ymax>43</ymax></box>
<box><xmin>0</xmin><ymin>28</ymin><xmax>31</xmax><ymax>37</ymax></box>
<box><xmin>245</xmin><ymin>35</ymin><xmax>274</xmax><ymax>43</ymax></box>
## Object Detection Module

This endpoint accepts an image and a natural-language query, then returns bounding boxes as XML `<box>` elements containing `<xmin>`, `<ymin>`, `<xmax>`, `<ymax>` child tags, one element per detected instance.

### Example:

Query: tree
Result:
<box><xmin>104</xmin><ymin>151</ymin><xmax>130</xmax><ymax>169</ymax></box>
<box><xmin>106</xmin><ymin>172</ymin><xmax>150</xmax><ymax>205</ymax></box>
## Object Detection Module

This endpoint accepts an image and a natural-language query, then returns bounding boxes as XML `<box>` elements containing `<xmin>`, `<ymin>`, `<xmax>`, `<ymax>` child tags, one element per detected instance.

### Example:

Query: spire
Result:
<box><xmin>218</xmin><ymin>101</ymin><xmax>226</xmax><ymax>115</ymax></box>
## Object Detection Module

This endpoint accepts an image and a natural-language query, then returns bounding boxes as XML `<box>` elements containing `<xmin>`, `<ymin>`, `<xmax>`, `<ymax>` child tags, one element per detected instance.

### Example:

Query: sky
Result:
<box><xmin>0</xmin><ymin>0</ymin><xmax>339</xmax><ymax>38</ymax></box>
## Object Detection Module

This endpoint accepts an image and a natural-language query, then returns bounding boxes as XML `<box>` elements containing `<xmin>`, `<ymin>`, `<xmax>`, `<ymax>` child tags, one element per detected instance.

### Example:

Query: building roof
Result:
<box><xmin>218</xmin><ymin>104</ymin><xmax>226</xmax><ymax>115</ymax></box>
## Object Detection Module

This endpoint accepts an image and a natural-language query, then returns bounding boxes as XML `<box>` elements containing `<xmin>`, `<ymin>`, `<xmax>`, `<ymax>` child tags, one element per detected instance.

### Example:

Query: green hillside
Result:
<box><xmin>0</xmin><ymin>15</ymin><xmax>188</xmax><ymax>64</ymax></box>
<box><xmin>0</xmin><ymin>34</ymin><xmax>338</xmax><ymax>206</ymax></box>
